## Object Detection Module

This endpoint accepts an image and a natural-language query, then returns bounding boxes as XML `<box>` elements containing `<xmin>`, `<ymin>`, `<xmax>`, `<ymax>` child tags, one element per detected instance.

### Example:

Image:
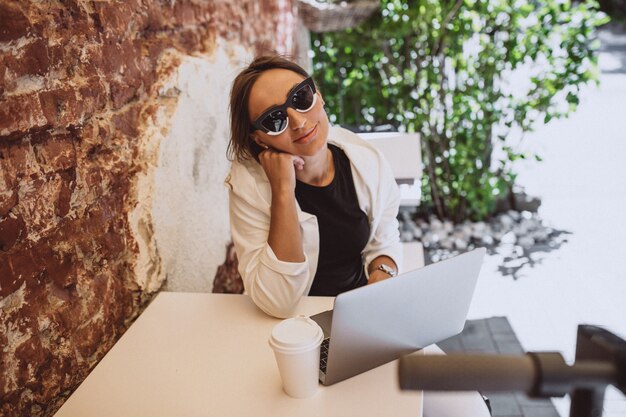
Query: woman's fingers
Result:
<box><xmin>259</xmin><ymin>149</ymin><xmax>298</xmax><ymax>192</ymax></box>
<box><xmin>292</xmin><ymin>155</ymin><xmax>305</xmax><ymax>171</ymax></box>
<box><xmin>259</xmin><ymin>149</ymin><xmax>304</xmax><ymax>171</ymax></box>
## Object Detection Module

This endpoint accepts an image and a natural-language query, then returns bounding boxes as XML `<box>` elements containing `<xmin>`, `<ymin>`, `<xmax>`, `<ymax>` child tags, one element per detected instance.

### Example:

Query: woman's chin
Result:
<box><xmin>289</xmin><ymin>122</ymin><xmax>329</xmax><ymax>158</ymax></box>
<box><xmin>296</xmin><ymin>141</ymin><xmax>327</xmax><ymax>158</ymax></box>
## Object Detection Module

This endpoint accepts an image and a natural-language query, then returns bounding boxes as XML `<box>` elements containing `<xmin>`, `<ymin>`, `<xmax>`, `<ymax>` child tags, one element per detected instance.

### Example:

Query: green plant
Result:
<box><xmin>312</xmin><ymin>0</ymin><xmax>608</xmax><ymax>222</ymax></box>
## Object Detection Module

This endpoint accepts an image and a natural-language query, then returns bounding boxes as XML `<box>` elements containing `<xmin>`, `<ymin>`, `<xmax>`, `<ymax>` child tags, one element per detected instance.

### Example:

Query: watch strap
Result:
<box><xmin>377</xmin><ymin>264</ymin><xmax>397</xmax><ymax>277</ymax></box>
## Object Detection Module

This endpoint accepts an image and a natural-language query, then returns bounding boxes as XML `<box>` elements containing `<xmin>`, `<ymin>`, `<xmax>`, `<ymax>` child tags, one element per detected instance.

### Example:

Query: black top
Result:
<box><xmin>295</xmin><ymin>144</ymin><xmax>371</xmax><ymax>296</ymax></box>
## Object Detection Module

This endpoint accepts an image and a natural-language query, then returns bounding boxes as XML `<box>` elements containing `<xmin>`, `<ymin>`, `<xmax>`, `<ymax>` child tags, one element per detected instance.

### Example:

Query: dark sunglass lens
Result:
<box><xmin>292</xmin><ymin>85</ymin><xmax>314</xmax><ymax>110</ymax></box>
<box><xmin>261</xmin><ymin>110</ymin><xmax>287</xmax><ymax>133</ymax></box>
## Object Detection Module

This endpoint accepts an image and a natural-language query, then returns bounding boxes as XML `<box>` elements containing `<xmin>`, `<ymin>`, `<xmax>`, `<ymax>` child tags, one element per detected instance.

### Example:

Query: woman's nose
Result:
<box><xmin>286</xmin><ymin>107</ymin><xmax>307</xmax><ymax>130</ymax></box>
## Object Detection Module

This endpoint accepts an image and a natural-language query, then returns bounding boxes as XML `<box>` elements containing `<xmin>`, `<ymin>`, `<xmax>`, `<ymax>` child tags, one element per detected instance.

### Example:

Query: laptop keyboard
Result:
<box><xmin>319</xmin><ymin>337</ymin><xmax>330</xmax><ymax>374</ymax></box>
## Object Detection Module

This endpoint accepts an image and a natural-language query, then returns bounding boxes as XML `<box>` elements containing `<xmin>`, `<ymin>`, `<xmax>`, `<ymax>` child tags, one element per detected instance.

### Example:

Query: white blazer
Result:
<box><xmin>224</xmin><ymin>125</ymin><xmax>403</xmax><ymax>318</ymax></box>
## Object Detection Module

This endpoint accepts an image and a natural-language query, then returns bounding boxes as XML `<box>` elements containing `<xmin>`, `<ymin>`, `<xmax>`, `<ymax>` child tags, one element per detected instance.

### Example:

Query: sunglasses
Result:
<box><xmin>250</xmin><ymin>77</ymin><xmax>318</xmax><ymax>136</ymax></box>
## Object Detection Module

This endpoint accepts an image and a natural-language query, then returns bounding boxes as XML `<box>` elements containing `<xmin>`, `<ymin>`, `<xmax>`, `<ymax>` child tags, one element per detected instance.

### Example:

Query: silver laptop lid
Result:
<box><xmin>323</xmin><ymin>247</ymin><xmax>486</xmax><ymax>385</ymax></box>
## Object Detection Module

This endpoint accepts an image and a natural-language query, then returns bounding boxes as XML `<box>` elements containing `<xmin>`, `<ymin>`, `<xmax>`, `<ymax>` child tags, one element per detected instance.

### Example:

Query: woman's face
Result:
<box><xmin>248</xmin><ymin>69</ymin><xmax>329</xmax><ymax>158</ymax></box>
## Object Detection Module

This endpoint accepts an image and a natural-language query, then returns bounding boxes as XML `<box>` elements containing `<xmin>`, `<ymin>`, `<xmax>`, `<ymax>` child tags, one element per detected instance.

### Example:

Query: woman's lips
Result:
<box><xmin>293</xmin><ymin>124</ymin><xmax>318</xmax><ymax>144</ymax></box>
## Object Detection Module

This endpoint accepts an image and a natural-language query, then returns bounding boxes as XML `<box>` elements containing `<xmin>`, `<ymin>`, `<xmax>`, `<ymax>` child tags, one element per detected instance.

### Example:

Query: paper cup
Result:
<box><xmin>269</xmin><ymin>316</ymin><xmax>324</xmax><ymax>398</ymax></box>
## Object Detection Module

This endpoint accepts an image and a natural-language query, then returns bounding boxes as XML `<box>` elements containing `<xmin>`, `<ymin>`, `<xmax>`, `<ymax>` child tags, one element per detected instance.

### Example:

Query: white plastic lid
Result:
<box><xmin>269</xmin><ymin>316</ymin><xmax>324</xmax><ymax>354</ymax></box>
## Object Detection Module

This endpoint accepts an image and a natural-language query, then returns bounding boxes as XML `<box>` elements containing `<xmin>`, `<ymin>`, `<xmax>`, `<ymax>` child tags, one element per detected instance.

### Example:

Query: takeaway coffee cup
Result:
<box><xmin>268</xmin><ymin>315</ymin><xmax>324</xmax><ymax>398</ymax></box>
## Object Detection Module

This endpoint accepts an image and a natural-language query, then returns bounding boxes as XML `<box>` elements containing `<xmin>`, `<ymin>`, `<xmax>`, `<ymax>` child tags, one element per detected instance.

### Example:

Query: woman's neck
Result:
<box><xmin>295</xmin><ymin>145</ymin><xmax>334</xmax><ymax>187</ymax></box>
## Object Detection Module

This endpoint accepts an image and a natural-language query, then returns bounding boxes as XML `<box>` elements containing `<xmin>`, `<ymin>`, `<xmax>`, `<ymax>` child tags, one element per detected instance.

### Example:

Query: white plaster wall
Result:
<box><xmin>152</xmin><ymin>43</ymin><xmax>252</xmax><ymax>292</ymax></box>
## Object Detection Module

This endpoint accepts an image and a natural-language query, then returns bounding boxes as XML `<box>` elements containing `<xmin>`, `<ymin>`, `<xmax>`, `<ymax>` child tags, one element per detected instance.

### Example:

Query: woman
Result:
<box><xmin>225</xmin><ymin>55</ymin><xmax>402</xmax><ymax>318</ymax></box>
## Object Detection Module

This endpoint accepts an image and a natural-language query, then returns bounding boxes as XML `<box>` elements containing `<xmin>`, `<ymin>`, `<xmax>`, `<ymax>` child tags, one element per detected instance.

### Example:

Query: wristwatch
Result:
<box><xmin>377</xmin><ymin>264</ymin><xmax>397</xmax><ymax>277</ymax></box>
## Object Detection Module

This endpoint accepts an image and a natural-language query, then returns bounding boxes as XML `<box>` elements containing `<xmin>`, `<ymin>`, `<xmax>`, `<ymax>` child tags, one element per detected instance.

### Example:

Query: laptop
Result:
<box><xmin>310</xmin><ymin>247</ymin><xmax>486</xmax><ymax>385</ymax></box>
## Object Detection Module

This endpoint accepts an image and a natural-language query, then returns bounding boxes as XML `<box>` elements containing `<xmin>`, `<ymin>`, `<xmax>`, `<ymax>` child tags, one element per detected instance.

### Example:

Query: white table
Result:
<box><xmin>55</xmin><ymin>293</ymin><xmax>423</xmax><ymax>417</ymax></box>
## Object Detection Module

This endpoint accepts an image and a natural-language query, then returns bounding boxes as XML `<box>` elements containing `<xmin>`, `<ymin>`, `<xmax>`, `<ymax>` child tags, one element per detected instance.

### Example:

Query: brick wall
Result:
<box><xmin>0</xmin><ymin>1</ymin><xmax>297</xmax><ymax>415</ymax></box>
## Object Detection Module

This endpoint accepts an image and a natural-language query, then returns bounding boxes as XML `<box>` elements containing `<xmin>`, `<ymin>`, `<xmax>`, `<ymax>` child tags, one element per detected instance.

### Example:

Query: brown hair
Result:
<box><xmin>227</xmin><ymin>55</ymin><xmax>310</xmax><ymax>162</ymax></box>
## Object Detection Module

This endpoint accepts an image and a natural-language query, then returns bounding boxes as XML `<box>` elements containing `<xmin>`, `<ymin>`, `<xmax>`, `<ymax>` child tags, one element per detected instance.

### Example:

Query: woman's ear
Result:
<box><xmin>250</xmin><ymin>134</ymin><xmax>269</xmax><ymax>149</ymax></box>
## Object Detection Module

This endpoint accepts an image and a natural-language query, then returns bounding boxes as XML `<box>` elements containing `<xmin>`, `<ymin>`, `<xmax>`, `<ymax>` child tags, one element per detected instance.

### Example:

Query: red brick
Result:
<box><xmin>110</xmin><ymin>79</ymin><xmax>138</xmax><ymax>109</ymax></box>
<box><xmin>173</xmin><ymin>1</ymin><xmax>199</xmax><ymax>26</ymax></box>
<box><xmin>30</xmin><ymin>350</ymin><xmax>65</xmax><ymax>403</ymax></box>
<box><xmin>93</xmin><ymin>1</ymin><xmax>137</xmax><ymax>38</ymax></box>
<box><xmin>34</xmin><ymin>243</ymin><xmax>75</xmax><ymax>289</ymax></box>
<box><xmin>100</xmin><ymin>38</ymin><xmax>124</xmax><ymax>76</ymax></box>
<box><xmin>1</xmin><ymin>38</ymin><xmax>51</xmax><ymax>80</ymax></box>
<box><xmin>0</xmin><ymin>63</ymin><xmax>6</xmax><ymax>96</ymax></box>
<box><xmin>43</xmin><ymin>1</ymin><xmax>89</xmax><ymax>47</ymax></box>
<box><xmin>77</xmin><ymin>77</ymin><xmax>106</xmax><ymax>120</ymax></box>
<box><xmin>0</xmin><ymin>3</ymin><xmax>31</xmax><ymax>43</ymax></box>
<box><xmin>1</xmin><ymin>247</ymin><xmax>42</xmax><ymax>298</ymax></box>
<box><xmin>48</xmin><ymin>280</ymin><xmax>72</xmax><ymax>303</ymax></box>
<box><xmin>47</xmin><ymin>44</ymin><xmax>69</xmax><ymax>75</ymax></box>
<box><xmin>83</xmin><ymin>167</ymin><xmax>103</xmax><ymax>188</ymax></box>
<box><xmin>0</xmin><ymin>214</ymin><xmax>26</xmax><ymax>252</ymax></box>
<box><xmin>78</xmin><ymin>44</ymin><xmax>105</xmax><ymax>77</ymax></box>
<box><xmin>0</xmin><ymin>41</ymin><xmax>48</xmax><ymax>94</ymax></box>
<box><xmin>145</xmin><ymin>3</ymin><xmax>172</xmax><ymax>31</ymax></box>
<box><xmin>25</xmin><ymin>38</ymin><xmax>50</xmax><ymax>76</ymax></box>
<box><xmin>72</xmin><ymin>315</ymin><xmax>106</xmax><ymax>360</ymax></box>
<box><xmin>55</xmin><ymin>172</ymin><xmax>74</xmax><ymax>217</ymax></box>
<box><xmin>41</xmin><ymin>301</ymin><xmax>74</xmax><ymax>337</ymax></box>
<box><xmin>14</xmin><ymin>335</ymin><xmax>47</xmax><ymax>387</ymax></box>
<box><xmin>48</xmin><ymin>40</ymin><xmax>102</xmax><ymax>81</ymax></box>
<box><xmin>0</xmin><ymin>164</ymin><xmax>18</xmax><ymax>217</ymax></box>
<box><xmin>174</xmin><ymin>28</ymin><xmax>206</xmax><ymax>52</ymax></box>
<box><xmin>38</xmin><ymin>87</ymin><xmax>79</xmax><ymax>128</ymax></box>
<box><xmin>111</xmin><ymin>106</ymin><xmax>140</xmax><ymax>138</ymax></box>
<box><xmin>0</xmin><ymin>93</ymin><xmax>48</xmax><ymax>135</ymax></box>
<box><xmin>0</xmin><ymin>188</ymin><xmax>18</xmax><ymax>217</ymax></box>
<box><xmin>32</xmin><ymin>132</ymin><xmax>77</xmax><ymax>174</ymax></box>
<box><xmin>112</xmin><ymin>60</ymin><xmax>143</xmax><ymax>106</ymax></box>
<box><xmin>61</xmin><ymin>0</ymin><xmax>97</xmax><ymax>41</ymax></box>
<box><xmin>1</xmin><ymin>135</ymin><xmax>40</xmax><ymax>180</ymax></box>
<box><xmin>0</xmin><ymin>252</ymin><xmax>20</xmax><ymax>297</ymax></box>
<box><xmin>17</xmin><ymin>174</ymin><xmax>63</xmax><ymax>238</ymax></box>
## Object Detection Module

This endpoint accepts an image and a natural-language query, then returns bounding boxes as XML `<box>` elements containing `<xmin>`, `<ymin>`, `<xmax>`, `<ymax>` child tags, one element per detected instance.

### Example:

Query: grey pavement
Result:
<box><xmin>467</xmin><ymin>25</ymin><xmax>626</xmax><ymax>417</ymax></box>
<box><xmin>440</xmin><ymin>317</ymin><xmax>560</xmax><ymax>417</ymax></box>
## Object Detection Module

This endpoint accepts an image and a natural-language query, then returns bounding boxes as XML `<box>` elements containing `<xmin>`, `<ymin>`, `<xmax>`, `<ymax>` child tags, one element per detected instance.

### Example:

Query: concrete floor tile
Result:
<box><xmin>514</xmin><ymin>393</ymin><xmax>555</xmax><ymax>408</ymax></box>
<box><xmin>487</xmin><ymin>316</ymin><xmax>514</xmax><ymax>333</ymax></box>
<box><xmin>520</xmin><ymin>405</ymin><xmax>561</xmax><ymax>417</ymax></box>
<box><xmin>485</xmin><ymin>393</ymin><xmax>523</xmax><ymax>416</ymax></box>
<box><xmin>495</xmin><ymin>341</ymin><xmax>526</xmax><ymax>355</ymax></box>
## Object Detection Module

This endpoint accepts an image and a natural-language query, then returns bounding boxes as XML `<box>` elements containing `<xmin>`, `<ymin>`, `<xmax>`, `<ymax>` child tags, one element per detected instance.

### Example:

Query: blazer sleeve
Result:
<box><xmin>361</xmin><ymin>150</ymin><xmax>403</xmax><ymax>274</ymax></box>
<box><xmin>228</xmin><ymin>188</ymin><xmax>312</xmax><ymax>318</ymax></box>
